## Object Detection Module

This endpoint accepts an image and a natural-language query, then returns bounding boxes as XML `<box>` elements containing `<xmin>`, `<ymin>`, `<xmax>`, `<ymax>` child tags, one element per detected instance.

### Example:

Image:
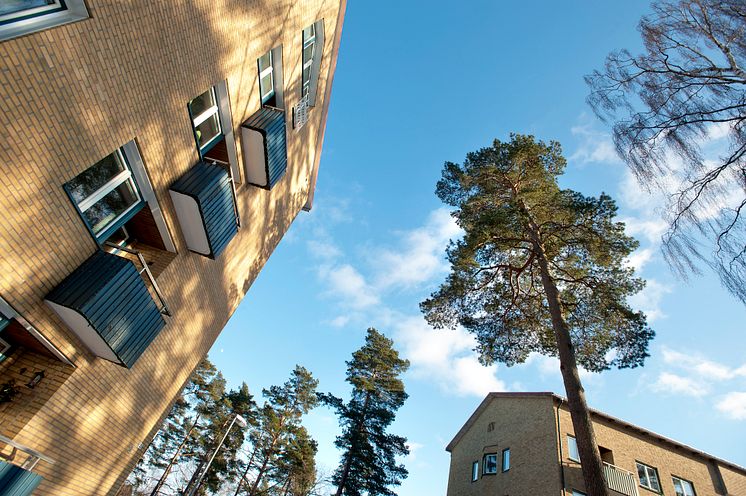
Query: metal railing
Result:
<box><xmin>294</xmin><ymin>94</ymin><xmax>310</xmax><ymax>130</ymax></box>
<box><xmin>603</xmin><ymin>462</ymin><xmax>639</xmax><ymax>496</ymax></box>
<box><xmin>104</xmin><ymin>242</ymin><xmax>171</xmax><ymax>316</ymax></box>
<box><xmin>0</xmin><ymin>434</ymin><xmax>54</xmax><ymax>471</ymax></box>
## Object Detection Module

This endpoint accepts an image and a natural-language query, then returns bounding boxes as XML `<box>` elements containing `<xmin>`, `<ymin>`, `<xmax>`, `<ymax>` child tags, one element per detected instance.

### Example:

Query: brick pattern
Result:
<box><xmin>446</xmin><ymin>395</ymin><xmax>746</xmax><ymax>496</ymax></box>
<box><xmin>0</xmin><ymin>0</ymin><xmax>344</xmax><ymax>494</ymax></box>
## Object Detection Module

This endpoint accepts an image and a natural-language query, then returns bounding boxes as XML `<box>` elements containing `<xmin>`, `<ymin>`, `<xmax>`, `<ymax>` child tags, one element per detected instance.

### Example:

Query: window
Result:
<box><xmin>637</xmin><ymin>462</ymin><xmax>661</xmax><ymax>493</ymax></box>
<box><xmin>0</xmin><ymin>0</ymin><xmax>88</xmax><ymax>41</ymax></box>
<box><xmin>189</xmin><ymin>87</ymin><xmax>223</xmax><ymax>154</ymax></box>
<box><xmin>65</xmin><ymin>149</ymin><xmax>144</xmax><ymax>242</ymax></box>
<box><xmin>672</xmin><ymin>476</ymin><xmax>696</xmax><ymax>496</ymax></box>
<box><xmin>471</xmin><ymin>461</ymin><xmax>479</xmax><ymax>482</ymax></box>
<box><xmin>301</xmin><ymin>24</ymin><xmax>316</xmax><ymax>98</ymax></box>
<box><xmin>572</xmin><ymin>491</ymin><xmax>587</xmax><ymax>496</ymax></box>
<box><xmin>482</xmin><ymin>454</ymin><xmax>497</xmax><ymax>474</ymax></box>
<box><xmin>502</xmin><ymin>448</ymin><xmax>510</xmax><ymax>472</ymax></box>
<box><xmin>487</xmin><ymin>421</ymin><xmax>495</xmax><ymax>432</ymax></box>
<box><xmin>568</xmin><ymin>435</ymin><xmax>580</xmax><ymax>462</ymax></box>
<box><xmin>258</xmin><ymin>50</ymin><xmax>275</xmax><ymax>105</ymax></box>
<box><xmin>300</xmin><ymin>20</ymin><xmax>324</xmax><ymax>106</ymax></box>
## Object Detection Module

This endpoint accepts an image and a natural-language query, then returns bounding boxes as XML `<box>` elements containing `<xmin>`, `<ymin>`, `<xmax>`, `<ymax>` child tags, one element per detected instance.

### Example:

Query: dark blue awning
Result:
<box><xmin>240</xmin><ymin>107</ymin><xmax>287</xmax><ymax>189</ymax></box>
<box><xmin>45</xmin><ymin>251</ymin><xmax>165</xmax><ymax>368</ymax></box>
<box><xmin>169</xmin><ymin>161</ymin><xmax>239</xmax><ymax>259</ymax></box>
<box><xmin>0</xmin><ymin>461</ymin><xmax>42</xmax><ymax>495</ymax></box>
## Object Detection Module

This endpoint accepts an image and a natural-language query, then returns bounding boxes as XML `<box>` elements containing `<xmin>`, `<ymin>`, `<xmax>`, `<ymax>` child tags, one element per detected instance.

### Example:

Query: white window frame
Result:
<box><xmin>189</xmin><ymin>87</ymin><xmax>223</xmax><ymax>153</ymax></box>
<box><xmin>501</xmin><ymin>448</ymin><xmax>510</xmax><ymax>472</ymax></box>
<box><xmin>68</xmin><ymin>149</ymin><xmax>143</xmax><ymax>240</ymax></box>
<box><xmin>301</xmin><ymin>24</ymin><xmax>316</xmax><ymax>98</ymax></box>
<box><xmin>471</xmin><ymin>460</ymin><xmax>479</xmax><ymax>482</ymax></box>
<box><xmin>637</xmin><ymin>461</ymin><xmax>661</xmax><ymax>493</ymax></box>
<box><xmin>482</xmin><ymin>454</ymin><xmax>497</xmax><ymax>475</ymax></box>
<box><xmin>0</xmin><ymin>0</ymin><xmax>89</xmax><ymax>42</ymax></box>
<box><xmin>259</xmin><ymin>51</ymin><xmax>275</xmax><ymax>104</ymax></box>
<box><xmin>567</xmin><ymin>435</ymin><xmax>580</xmax><ymax>462</ymax></box>
<box><xmin>672</xmin><ymin>476</ymin><xmax>696</xmax><ymax>496</ymax></box>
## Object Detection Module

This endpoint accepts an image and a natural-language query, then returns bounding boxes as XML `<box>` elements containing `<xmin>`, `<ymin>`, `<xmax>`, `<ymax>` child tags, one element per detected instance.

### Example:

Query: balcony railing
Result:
<box><xmin>0</xmin><ymin>433</ymin><xmax>53</xmax><ymax>495</ymax></box>
<box><xmin>603</xmin><ymin>462</ymin><xmax>639</xmax><ymax>496</ymax></box>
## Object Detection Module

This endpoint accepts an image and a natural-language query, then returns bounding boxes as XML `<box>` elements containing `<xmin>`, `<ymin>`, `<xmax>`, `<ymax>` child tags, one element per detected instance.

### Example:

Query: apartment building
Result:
<box><xmin>0</xmin><ymin>0</ymin><xmax>346</xmax><ymax>494</ymax></box>
<box><xmin>446</xmin><ymin>392</ymin><xmax>746</xmax><ymax>496</ymax></box>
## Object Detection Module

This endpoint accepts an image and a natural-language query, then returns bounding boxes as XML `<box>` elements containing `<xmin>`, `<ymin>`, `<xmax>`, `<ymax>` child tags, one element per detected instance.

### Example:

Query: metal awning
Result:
<box><xmin>45</xmin><ymin>251</ymin><xmax>166</xmax><ymax>368</ymax></box>
<box><xmin>169</xmin><ymin>161</ymin><xmax>239</xmax><ymax>259</ymax></box>
<box><xmin>240</xmin><ymin>106</ymin><xmax>287</xmax><ymax>189</ymax></box>
<box><xmin>0</xmin><ymin>461</ymin><xmax>42</xmax><ymax>495</ymax></box>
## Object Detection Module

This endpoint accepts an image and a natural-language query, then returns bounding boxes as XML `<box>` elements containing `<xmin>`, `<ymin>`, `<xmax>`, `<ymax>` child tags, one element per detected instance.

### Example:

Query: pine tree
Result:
<box><xmin>420</xmin><ymin>135</ymin><xmax>654</xmax><ymax>496</ymax></box>
<box><xmin>241</xmin><ymin>366</ymin><xmax>319</xmax><ymax>496</ymax></box>
<box><xmin>321</xmin><ymin>328</ymin><xmax>410</xmax><ymax>496</ymax></box>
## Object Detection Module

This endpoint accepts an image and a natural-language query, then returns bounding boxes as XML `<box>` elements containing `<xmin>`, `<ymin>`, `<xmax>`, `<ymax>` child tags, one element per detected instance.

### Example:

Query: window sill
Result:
<box><xmin>0</xmin><ymin>7</ymin><xmax>89</xmax><ymax>42</ymax></box>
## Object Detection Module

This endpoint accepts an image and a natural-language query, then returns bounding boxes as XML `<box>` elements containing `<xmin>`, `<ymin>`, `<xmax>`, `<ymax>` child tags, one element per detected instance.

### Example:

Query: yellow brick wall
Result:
<box><xmin>556</xmin><ymin>403</ymin><xmax>746</xmax><ymax>496</ymax></box>
<box><xmin>446</xmin><ymin>395</ymin><xmax>563</xmax><ymax>496</ymax></box>
<box><xmin>0</xmin><ymin>0</ymin><xmax>344</xmax><ymax>494</ymax></box>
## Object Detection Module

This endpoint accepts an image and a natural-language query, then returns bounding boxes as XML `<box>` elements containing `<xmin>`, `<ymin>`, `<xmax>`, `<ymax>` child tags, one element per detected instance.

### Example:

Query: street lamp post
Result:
<box><xmin>183</xmin><ymin>414</ymin><xmax>247</xmax><ymax>496</ymax></box>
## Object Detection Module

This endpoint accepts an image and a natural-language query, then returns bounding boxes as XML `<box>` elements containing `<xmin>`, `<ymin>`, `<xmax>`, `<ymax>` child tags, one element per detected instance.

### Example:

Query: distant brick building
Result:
<box><xmin>446</xmin><ymin>392</ymin><xmax>746</xmax><ymax>496</ymax></box>
<box><xmin>0</xmin><ymin>0</ymin><xmax>345</xmax><ymax>494</ymax></box>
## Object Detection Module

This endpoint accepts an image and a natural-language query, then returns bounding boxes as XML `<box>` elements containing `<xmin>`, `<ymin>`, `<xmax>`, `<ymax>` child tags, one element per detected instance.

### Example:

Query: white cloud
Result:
<box><xmin>329</xmin><ymin>315</ymin><xmax>351</xmax><ymax>328</ymax></box>
<box><xmin>372</xmin><ymin>208</ymin><xmax>462</xmax><ymax>290</ymax></box>
<box><xmin>661</xmin><ymin>348</ymin><xmax>746</xmax><ymax>381</ymax></box>
<box><xmin>651</xmin><ymin>372</ymin><xmax>709</xmax><ymax>397</ymax></box>
<box><xmin>317</xmin><ymin>263</ymin><xmax>379</xmax><ymax>309</ymax></box>
<box><xmin>393</xmin><ymin>316</ymin><xmax>505</xmax><ymax>397</ymax></box>
<box><xmin>716</xmin><ymin>392</ymin><xmax>746</xmax><ymax>420</ymax></box>
<box><xmin>405</xmin><ymin>441</ymin><xmax>424</xmax><ymax>461</ymax></box>
<box><xmin>307</xmin><ymin>238</ymin><xmax>342</xmax><ymax>261</ymax></box>
<box><xmin>628</xmin><ymin>279</ymin><xmax>672</xmax><ymax>323</ymax></box>
<box><xmin>625</xmin><ymin>247</ymin><xmax>654</xmax><ymax>272</ymax></box>
<box><xmin>569</xmin><ymin>123</ymin><xmax>622</xmax><ymax>165</ymax></box>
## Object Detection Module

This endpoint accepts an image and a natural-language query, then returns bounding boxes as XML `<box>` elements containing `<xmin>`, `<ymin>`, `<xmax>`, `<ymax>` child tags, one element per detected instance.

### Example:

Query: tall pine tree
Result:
<box><xmin>321</xmin><ymin>328</ymin><xmax>410</xmax><ymax>496</ymax></box>
<box><xmin>421</xmin><ymin>135</ymin><xmax>654</xmax><ymax>496</ymax></box>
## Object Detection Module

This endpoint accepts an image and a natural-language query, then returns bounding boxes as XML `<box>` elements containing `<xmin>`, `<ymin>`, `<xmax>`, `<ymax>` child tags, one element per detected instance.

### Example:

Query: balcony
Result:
<box><xmin>603</xmin><ymin>462</ymin><xmax>639</xmax><ymax>496</ymax></box>
<box><xmin>0</xmin><ymin>434</ymin><xmax>53</xmax><ymax>496</ymax></box>
<box><xmin>240</xmin><ymin>106</ymin><xmax>288</xmax><ymax>189</ymax></box>
<box><xmin>169</xmin><ymin>160</ymin><xmax>240</xmax><ymax>259</ymax></box>
<box><xmin>45</xmin><ymin>250</ymin><xmax>168</xmax><ymax>368</ymax></box>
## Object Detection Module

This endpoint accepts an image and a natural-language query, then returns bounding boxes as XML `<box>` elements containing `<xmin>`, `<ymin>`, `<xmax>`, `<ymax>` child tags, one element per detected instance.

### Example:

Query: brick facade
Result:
<box><xmin>0</xmin><ymin>0</ymin><xmax>346</xmax><ymax>494</ymax></box>
<box><xmin>447</xmin><ymin>393</ymin><xmax>746</xmax><ymax>496</ymax></box>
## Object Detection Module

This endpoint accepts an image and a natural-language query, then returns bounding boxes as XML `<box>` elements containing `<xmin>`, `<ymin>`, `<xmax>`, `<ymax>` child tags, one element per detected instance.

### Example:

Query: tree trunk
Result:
<box><xmin>334</xmin><ymin>392</ymin><xmax>371</xmax><ymax>496</ymax></box>
<box><xmin>150</xmin><ymin>415</ymin><xmax>201</xmax><ymax>496</ymax></box>
<box><xmin>523</xmin><ymin>209</ymin><xmax>609</xmax><ymax>496</ymax></box>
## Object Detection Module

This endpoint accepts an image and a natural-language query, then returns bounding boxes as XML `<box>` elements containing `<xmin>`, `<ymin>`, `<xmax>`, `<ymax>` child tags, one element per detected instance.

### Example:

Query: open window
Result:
<box><xmin>257</xmin><ymin>46</ymin><xmax>284</xmax><ymax>109</ymax></box>
<box><xmin>0</xmin><ymin>0</ymin><xmax>89</xmax><ymax>41</ymax></box>
<box><xmin>301</xmin><ymin>20</ymin><xmax>324</xmax><ymax>107</ymax></box>
<box><xmin>64</xmin><ymin>140</ymin><xmax>176</xmax><ymax>278</ymax></box>
<box><xmin>188</xmin><ymin>81</ymin><xmax>241</xmax><ymax>183</ymax></box>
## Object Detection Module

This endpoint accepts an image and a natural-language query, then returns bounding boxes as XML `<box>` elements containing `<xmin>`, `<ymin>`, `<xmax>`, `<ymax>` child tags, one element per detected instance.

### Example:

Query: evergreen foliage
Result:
<box><xmin>321</xmin><ymin>328</ymin><xmax>410</xmax><ymax>496</ymax></box>
<box><xmin>421</xmin><ymin>134</ymin><xmax>654</xmax><ymax>496</ymax></box>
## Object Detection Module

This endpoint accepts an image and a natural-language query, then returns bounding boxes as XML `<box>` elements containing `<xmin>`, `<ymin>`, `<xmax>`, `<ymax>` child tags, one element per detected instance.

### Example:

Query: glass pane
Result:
<box><xmin>673</xmin><ymin>479</ymin><xmax>684</xmax><ymax>496</ymax></box>
<box><xmin>471</xmin><ymin>462</ymin><xmax>479</xmax><ymax>481</ymax></box>
<box><xmin>683</xmin><ymin>481</ymin><xmax>695</xmax><ymax>496</ymax></box>
<box><xmin>195</xmin><ymin>114</ymin><xmax>221</xmax><ymax>148</ymax></box>
<box><xmin>303</xmin><ymin>43</ymin><xmax>314</xmax><ymax>65</ymax></box>
<box><xmin>83</xmin><ymin>180</ymin><xmax>139</xmax><ymax>235</ymax></box>
<box><xmin>568</xmin><ymin>436</ymin><xmax>579</xmax><ymax>461</ymax></box>
<box><xmin>502</xmin><ymin>449</ymin><xmax>510</xmax><ymax>470</ymax></box>
<box><xmin>260</xmin><ymin>73</ymin><xmax>274</xmax><ymax>99</ymax></box>
<box><xmin>303</xmin><ymin>25</ymin><xmax>315</xmax><ymax>41</ymax></box>
<box><xmin>637</xmin><ymin>464</ymin><xmax>648</xmax><ymax>486</ymax></box>
<box><xmin>649</xmin><ymin>469</ymin><xmax>661</xmax><ymax>491</ymax></box>
<box><xmin>66</xmin><ymin>153</ymin><xmax>125</xmax><ymax>204</ymax></box>
<box><xmin>0</xmin><ymin>0</ymin><xmax>56</xmax><ymax>16</ymax></box>
<box><xmin>258</xmin><ymin>52</ymin><xmax>271</xmax><ymax>72</ymax></box>
<box><xmin>302</xmin><ymin>66</ymin><xmax>311</xmax><ymax>85</ymax></box>
<box><xmin>483</xmin><ymin>455</ymin><xmax>496</xmax><ymax>473</ymax></box>
<box><xmin>189</xmin><ymin>88</ymin><xmax>216</xmax><ymax>120</ymax></box>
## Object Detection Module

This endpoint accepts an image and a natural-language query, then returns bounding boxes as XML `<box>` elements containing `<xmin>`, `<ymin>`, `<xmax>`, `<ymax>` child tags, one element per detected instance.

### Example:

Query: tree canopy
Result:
<box><xmin>321</xmin><ymin>328</ymin><xmax>410</xmax><ymax>496</ymax></box>
<box><xmin>421</xmin><ymin>134</ymin><xmax>653</xmax><ymax>496</ymax></box>
<box><xmin>586</xmin><ymin>0</ymin><xmax>746</xmax><ymax>302</ymax></box>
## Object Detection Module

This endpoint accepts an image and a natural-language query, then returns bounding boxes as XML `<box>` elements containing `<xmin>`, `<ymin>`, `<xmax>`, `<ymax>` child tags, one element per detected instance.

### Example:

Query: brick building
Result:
<box><xmin>446</xmin><ymin>392</ymin><xmax>746</xmax><ymax>496</ymax></box>
<box><xmin>0</xmin><ymin>0</ymin><xmax>346</xmax><ymax>494</ymax></box>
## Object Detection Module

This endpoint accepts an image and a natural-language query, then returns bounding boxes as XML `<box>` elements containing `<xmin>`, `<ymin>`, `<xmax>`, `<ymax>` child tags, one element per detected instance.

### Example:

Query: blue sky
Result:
<box><xmin>211</xmin><ymin>2</ymin><xmax>746</xmax><ymax>494</ymax></box>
